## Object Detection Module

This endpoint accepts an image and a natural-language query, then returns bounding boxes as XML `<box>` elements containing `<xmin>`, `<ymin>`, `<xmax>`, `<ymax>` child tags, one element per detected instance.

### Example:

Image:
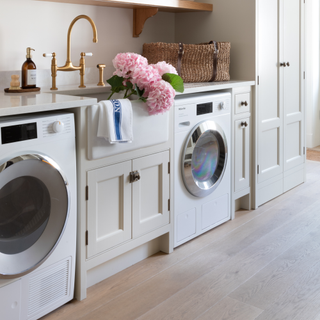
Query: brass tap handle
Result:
<box><xmin>79</xmin><ymin>52</ymin><xmax>93</xmax><ymax>88</ymax></box>
<box><xmin>43</xmin><ymin>52</ymin><xmax>58</xmax><ymax>90</ymax></box>
<box><xmin>97</xmin><ymin>64</ymin><xmax>106</xmax><ymax>86</ymax></box>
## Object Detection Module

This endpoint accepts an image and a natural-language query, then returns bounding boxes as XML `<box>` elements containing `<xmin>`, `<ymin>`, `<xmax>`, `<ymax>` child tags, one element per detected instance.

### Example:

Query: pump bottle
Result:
<box><xmin>21</xmin><ymin>47</ymin><xmax>36</xmax><ymax>89</ymax></box>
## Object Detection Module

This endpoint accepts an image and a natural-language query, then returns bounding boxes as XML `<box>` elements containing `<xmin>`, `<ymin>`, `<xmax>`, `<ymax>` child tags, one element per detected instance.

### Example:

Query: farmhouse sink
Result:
<box><xmin>56</xmin><ymin>88</ymin><xmax>169</xmax><ymax>160</ymax></box>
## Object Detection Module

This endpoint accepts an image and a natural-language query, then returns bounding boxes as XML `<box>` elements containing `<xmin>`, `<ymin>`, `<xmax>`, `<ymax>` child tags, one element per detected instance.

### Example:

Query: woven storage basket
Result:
<box><xmin>143</xmin><ymin>41</ymin><xmax>231</xmax><ymax>83</ymax></box>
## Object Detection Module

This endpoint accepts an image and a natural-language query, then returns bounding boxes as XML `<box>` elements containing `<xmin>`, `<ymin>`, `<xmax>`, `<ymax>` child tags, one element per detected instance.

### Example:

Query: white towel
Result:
<box><xmin>97</xmin><ymin>99</ymin><xmax>133</xmax><ymax>144</ymax></box>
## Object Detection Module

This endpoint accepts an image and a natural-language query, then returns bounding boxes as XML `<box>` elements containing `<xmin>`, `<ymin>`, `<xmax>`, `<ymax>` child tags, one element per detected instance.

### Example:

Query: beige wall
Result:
<box><xmin>0</xmin><ymin>0</ymin><xmax>175</xmax><ymax>86</ymax></box>
<box><xmin>175</xmin><ymin>0</ymin><xmax>255</xmax><ymax>80</ymax></box>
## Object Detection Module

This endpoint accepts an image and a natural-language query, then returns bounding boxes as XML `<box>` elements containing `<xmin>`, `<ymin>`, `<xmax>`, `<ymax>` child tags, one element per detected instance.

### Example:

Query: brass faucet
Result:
<box><xmin>43</xmin><ymin>15</ymin><xmax>98</xmax><ymax>90</ymax></box>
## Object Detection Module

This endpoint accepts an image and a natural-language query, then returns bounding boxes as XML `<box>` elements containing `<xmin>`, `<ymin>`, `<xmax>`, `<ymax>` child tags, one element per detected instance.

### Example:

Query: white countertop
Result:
<box><xmin>0</xmin><ymin>80</ymin><xmax>255</xmax><ymax>117</ymax></box>
<box><xmin>43</xmin><ymin>80</ymin><xmax>255</xmax><ymax>96</ymax></box>
<box><xmin>0</xmin><ymin>91</ymin><xmax>97</xmax><ymax>117</ymax></box>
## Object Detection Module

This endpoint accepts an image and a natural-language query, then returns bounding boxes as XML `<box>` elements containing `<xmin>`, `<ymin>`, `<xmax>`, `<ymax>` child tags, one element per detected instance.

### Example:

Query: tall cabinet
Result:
<box><xmin>255</xmin><ymin>0</ymin><xmax>305</xmax><ymax>207</ymax></box>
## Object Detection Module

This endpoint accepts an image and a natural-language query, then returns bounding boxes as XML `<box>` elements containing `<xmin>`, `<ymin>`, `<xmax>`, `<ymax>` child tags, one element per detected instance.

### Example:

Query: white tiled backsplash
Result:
<box><xmin>0</xmin><ymin>66</ymin><xmax>115</xmax><ymax>92</ymax></box>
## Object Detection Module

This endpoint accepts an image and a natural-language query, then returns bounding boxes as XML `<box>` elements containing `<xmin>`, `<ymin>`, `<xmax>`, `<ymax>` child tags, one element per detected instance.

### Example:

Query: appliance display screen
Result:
<box><xmin>1</xmin><ymin>122</ymin><xmax>37</xmax><ymax>144</ymax></box>
<box><xmin>197</xmin><ymin>102</ymin><xmax>213</xmax><ymax>115</ymax></box>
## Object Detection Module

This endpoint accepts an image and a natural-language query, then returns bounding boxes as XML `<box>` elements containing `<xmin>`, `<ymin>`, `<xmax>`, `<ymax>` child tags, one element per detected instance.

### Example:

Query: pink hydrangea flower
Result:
<box><xmin>146</xmin><ymin>80</ymin><xmax>176</xmax><ymax>115</ymax></box>
<box><xmin>112</xmin><ymin>52</ymin><xmax>148</xmax><ymax>78</ymax></box>
<box><xmin>131</xmin><ymin>65</ymin><xmax>162</xmax><ymax>96</ymax></box>
<box><xmin>151</xmin><ymin>61</ymin><xmax>178</xmax><ymax>76</ymax></box>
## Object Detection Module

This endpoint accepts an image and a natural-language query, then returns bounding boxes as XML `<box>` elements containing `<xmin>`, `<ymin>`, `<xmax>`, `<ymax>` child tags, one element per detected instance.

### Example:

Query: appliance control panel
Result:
<box><xmin>0</xmin><ymin>113</ymin><xmax>74</xmax><ymax>146</ymax></box>
<box><xmin>174</xmin><ymin>92</ymin><xmax>231</xmax><ymax>133</ymax></box>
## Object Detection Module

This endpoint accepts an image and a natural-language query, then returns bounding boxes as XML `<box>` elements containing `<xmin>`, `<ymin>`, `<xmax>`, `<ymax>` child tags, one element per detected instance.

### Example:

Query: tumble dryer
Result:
<box><xmin>0</xmin><ymin>112</ymin><xmax>77</xmax><ymax>320</ymax></box>
<box><xmin>174</xmin><ymin>92</ymin><xmax>231</xmax><ymax>247</ymax></box>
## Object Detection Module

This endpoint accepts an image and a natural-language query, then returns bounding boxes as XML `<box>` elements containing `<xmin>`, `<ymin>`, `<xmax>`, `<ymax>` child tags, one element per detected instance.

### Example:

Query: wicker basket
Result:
<box><xmin>143</xmin><ymin>41</ymin><xmax>231</xmax><ymax>83</ymax></box>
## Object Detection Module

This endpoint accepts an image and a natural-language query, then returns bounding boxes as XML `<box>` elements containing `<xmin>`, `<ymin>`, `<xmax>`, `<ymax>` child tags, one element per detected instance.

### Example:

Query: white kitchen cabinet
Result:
<box><xmin>231</xmin><ymin>87</ymin><xmax>251</xmax><ymax>217</ymax></box>
<box><xmin>255</xmin><ymin>0</ymin><xmax>305</xmax><ymax>207</ymax></box>
<box><xmin>72</xmin><ymin>102</ymin><xmax>174</xmax><ymax>301</ymax></box>
<box><xmin>132</xmin><ymin>152</ymin><xmax>170</xmax><ymax>238</ymax></box>
<box><xmin>86</xmin><ymin>151</ymin><xmax>170</xmax><ymax>259</ymax></box>
<box><xmin>86</xmin><ymin>161</ymin><xmax>132</xmax><ymax>258</ymax></box>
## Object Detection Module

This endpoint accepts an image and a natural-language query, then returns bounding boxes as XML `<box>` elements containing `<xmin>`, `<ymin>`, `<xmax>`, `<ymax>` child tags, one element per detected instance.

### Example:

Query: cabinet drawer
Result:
<box><xmin>235</xmin><ymin>93</ymin><xmax>250</xmax><ymax>114</ymax></box>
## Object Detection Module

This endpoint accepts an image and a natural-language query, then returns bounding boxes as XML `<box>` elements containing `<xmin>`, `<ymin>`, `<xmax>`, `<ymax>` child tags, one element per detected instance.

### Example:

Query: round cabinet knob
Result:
<box><xmin>286</xmin><ymin>62</ymin><xmax>290</xmax><ymax>67</ymax></box>
<box><xmin>220</xmin><ymin>102</ymin><xmax>225</xmax><ymax>110</ymax></box>
<box><xmin>241</xmin><ymin>101</ymin><xmax>248</xmax><ymax>106</ymax></box>
<box><xmin>52</xmin><ymin>120</ymin><xmax>64</xmax><ymax>133</ymax></box>
<box><xmin>280</xmin><ymin>62</ymin><xmax>286</xmax><ymax>67</ymax></box>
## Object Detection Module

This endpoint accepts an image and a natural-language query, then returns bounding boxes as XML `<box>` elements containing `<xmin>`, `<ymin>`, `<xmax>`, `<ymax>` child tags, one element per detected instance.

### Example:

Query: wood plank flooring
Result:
<box><xmin>307</xmin><ymin>146</ymin><xmax>320</xmax><ymax>161</ymax></box>
<box><xmin>42</xmin><ymin>160</ymin><xmax>320</xmax><ymax>320</ymax></box>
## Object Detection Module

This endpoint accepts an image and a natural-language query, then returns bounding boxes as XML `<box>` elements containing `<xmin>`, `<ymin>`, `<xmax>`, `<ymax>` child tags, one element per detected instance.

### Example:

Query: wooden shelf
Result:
<box><xmin>38</xmin><ymin>0</ymin><xmax>213</xmax><ymax>36</ymax></box>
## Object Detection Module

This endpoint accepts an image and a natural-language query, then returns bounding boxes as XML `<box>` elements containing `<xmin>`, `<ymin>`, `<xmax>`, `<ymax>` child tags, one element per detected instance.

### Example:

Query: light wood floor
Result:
<box><xmin>307</xmin><ymin>146</ymin><xmax>320</xmax><ymax>162</ymax></box>
<box><xmin>42</xmin><ymin>160</ymin><xmax>320</xmax><ymax>320</ymax></box>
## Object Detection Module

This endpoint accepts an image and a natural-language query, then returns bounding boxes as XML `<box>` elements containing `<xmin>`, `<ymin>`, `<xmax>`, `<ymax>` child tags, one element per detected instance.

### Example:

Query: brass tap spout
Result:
<box><xmin>65</xmin><ymin>14</ymin><xmax>98</xmax><ymax>66</ymax></box>
<box><xmin>44</xmin><ymin>14</ymin><xmax>98</xmax><ymax>90</ymax></box>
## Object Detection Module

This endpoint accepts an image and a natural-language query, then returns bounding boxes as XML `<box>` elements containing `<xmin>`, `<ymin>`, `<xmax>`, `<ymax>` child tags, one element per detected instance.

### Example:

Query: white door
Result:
<box><xmin>132</xmin><ymin>151</ymin><xmax>170</xmax><ymax>238</ymax></box>
<box><xmin>234</xmin><ymin>118</ymin><xmax>250</xmax><ymax>192</ymax></box>
<box><xmin>282</xmin><ymin>0</ymin><xmax>304</xmax><ymax>172</ymax></box>
<box><xmin>256</xmin><ymin>0</ymin><xmax>283</xmax><ymax>184</ymax></box>
<box><xmin>87</xmin><ymin>161</ymin><xmax>132</xmax><ymax>258</ymax></box>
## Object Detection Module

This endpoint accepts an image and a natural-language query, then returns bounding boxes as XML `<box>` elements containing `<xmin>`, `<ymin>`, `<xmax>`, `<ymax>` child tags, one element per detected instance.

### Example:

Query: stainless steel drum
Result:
<box><xmin>181</xmin><ymin>120</ymin><xmax>228</xmax><ymax>197</ymax></box>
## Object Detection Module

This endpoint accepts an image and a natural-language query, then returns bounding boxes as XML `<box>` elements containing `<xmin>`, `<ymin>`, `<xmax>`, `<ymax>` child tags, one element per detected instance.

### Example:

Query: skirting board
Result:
<box><xmin>87</xmin><ymin>237</ymin><xmax>164</xmax><ymax>288</ymax></box>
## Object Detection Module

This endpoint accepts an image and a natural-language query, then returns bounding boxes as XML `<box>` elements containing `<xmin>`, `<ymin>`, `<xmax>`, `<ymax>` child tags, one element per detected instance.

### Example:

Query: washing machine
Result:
<box><xmin>174</xmin><ymin>92</ymin><xmax>231</xmax><ymax>247</ymax></box>
<box><xmin>0</xmin><ymin>112</ymin><xmax>77</xmax><ymax>320</ymax></box>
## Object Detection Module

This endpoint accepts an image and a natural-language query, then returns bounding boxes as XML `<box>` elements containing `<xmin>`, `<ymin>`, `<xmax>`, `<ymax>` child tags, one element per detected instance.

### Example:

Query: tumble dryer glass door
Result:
<box><xmin>0</xmin><ymin>154</ymin><xmax>70</xmax><ymax>278</ymax></box>
<box><xmin>182</xmin><ymin>120</ymin><xmax>228</xmax><ymax>197</ymax></box>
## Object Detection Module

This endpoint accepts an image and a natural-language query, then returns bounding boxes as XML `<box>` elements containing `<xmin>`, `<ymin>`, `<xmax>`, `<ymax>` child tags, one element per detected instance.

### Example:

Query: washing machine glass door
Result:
<box><xmin>182</xmin><ymin>120</ymin><xmax>228</xmax><ymax>197</ymax></box>
<box><xmin>0</xmin><ymin>154</ymin><xmax>69</xmax><ymax>278</ymax></box>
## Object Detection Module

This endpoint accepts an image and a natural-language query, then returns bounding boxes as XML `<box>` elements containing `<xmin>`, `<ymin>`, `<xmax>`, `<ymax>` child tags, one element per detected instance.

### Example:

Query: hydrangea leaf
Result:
<box><xmin>162</xmin><ymin>73</ymin><xmax>184</xmax><ymax>93</ymax></box>
<box><xmin>107</xmin><ymin>75</ymin><xmax>126</xmax><ymax>93</ymax></box>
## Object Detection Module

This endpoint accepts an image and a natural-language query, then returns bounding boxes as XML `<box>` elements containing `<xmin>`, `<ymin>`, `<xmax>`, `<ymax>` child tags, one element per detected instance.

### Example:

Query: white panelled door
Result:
<box><xmin>256</xmin><ymin>0</ymin><xmax>304</xmax><ymax>206</ymax></box>
<box><xmin>282</xmin><ymin>0</ymin><xmax>304</xmax><ymax>172</ymax></box>
<box><xmin>257</xmin><ymin>0</ymin><xmax>283</xmax><ymax>184</ymax></box>
<box><xmin>87</xmin><ymin>161</ymin><xmax>132</xmax><ymax>258</ymax></box>
<box><xmin>132</xmin><ymin>151</ymin><xmax>170</xmax><ymax>238</ymax></box>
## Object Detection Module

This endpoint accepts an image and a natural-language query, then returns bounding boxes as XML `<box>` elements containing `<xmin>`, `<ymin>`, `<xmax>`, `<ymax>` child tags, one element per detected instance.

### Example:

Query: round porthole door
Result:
<box><xmin>0</xmin><ymin>154</ymin><xmax>70</xmax><ymax>278</ymax></box>
<box><xmin>182</xmin><ymin>120</ymin><xmax>228</xmax><ymax>197</ymax></box>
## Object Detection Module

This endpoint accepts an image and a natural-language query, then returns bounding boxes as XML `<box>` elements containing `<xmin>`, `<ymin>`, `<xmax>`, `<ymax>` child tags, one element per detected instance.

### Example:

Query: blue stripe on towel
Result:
<box><xmin>111</xmin><ymin>100</ymin><xmax>122</xmax><ymax>140</ymax></box>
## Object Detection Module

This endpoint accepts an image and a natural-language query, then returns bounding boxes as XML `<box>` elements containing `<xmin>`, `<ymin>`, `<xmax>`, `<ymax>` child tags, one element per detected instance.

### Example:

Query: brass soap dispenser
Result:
<box><xmin>21</xmin><ymin>47</ymin><xmax>36</xmax><ymax>89</ymax></box>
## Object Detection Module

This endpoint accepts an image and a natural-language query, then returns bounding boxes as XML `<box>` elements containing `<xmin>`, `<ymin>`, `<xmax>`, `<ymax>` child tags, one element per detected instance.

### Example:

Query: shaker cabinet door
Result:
<box><xmin>132</xmin><ymin>151</ymin><xmax>170</xmax><ymax>238</ymax></box>
<box><xmin>86</xmin><ymin>161</ymin><xmax>132</xmax><ymax>258</ymax></box>
<box><xmin>282</xmin><ymin>0</ymin><xmax>304</xmax><ymax>172</ymax></box>
<box><xmin>234</xmin><ymin>118</ymin><xmax>250</xmax><ymax>192</ymax></box>
<box><xmin>256</xmin><ymin>0</ymin><xmax>283</xmax><ymax>185</ymax></box>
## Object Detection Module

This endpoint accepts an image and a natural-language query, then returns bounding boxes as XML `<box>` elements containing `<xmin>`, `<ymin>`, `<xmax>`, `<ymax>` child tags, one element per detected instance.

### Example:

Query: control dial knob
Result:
<box><xmin>52</xmin><ymin>120</ymin><xmax>64</xmax><ymax>133</ymax></box>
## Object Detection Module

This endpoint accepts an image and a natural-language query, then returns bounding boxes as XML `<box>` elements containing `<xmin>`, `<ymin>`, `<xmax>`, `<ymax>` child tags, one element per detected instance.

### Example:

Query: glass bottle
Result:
<box><xmin>21</xmin><ymin>47</ymin><xmax>36</xmax><ymax>89</ymax></box>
